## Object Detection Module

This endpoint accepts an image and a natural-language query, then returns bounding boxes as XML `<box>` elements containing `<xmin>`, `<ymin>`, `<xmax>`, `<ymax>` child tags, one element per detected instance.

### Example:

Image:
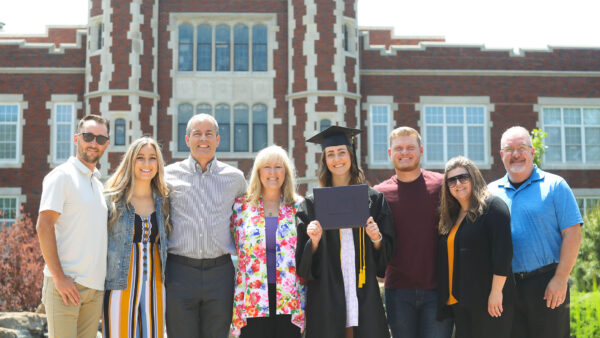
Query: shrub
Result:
<box><xmin>573</xmin><ymin>206</ymin><xmax>600</xmax><ymax>292</ymax></box>
<box><xmin>0</xmin><ymin>212</ymin><xmax>44</xmax><ymax>311</ymax></box>
<box><xmin>570</xmin><ymin>288</ymin><xmax>600</xmax><ymax>338</ymax></box>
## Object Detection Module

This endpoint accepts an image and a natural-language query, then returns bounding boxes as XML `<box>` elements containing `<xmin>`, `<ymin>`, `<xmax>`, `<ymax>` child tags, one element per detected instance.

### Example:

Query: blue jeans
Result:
<box><xmin>385</xmin><ymin>288</ymin><xmax>453</xmax><ymax>338</ymax></box>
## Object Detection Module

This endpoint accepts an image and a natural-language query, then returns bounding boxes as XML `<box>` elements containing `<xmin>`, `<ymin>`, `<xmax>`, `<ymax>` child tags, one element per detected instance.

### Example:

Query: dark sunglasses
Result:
<box><xmin>447</xmin><ymin>173</ymin><xmax>471</xmax><ymax>188</ymax></box>
<box><xmin>79</xmin><ymin>132</ymin><xmax>109</xmax><ymax>145</ymax></box>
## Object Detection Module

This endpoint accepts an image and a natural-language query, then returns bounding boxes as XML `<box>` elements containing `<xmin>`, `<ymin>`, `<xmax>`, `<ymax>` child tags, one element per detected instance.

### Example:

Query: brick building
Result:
<box><xmin>1</xmin><ymin>0</ymin><xmax>600</xmax><ymax>224</ymax></box>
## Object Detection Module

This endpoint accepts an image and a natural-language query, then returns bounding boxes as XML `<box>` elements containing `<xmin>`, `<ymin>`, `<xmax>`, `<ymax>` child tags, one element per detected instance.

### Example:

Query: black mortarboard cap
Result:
<box><xmin>307</xmin><ymin>126</ymin><xmax>363</xmax><ymax>150</ymax></box>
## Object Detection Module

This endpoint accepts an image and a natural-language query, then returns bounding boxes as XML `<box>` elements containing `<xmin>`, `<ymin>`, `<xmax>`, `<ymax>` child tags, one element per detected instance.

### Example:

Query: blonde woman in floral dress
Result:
<box><xmin>230</xmin><ymin>145</ymin><xmax>306</xmax><ymax>338</ymax></box>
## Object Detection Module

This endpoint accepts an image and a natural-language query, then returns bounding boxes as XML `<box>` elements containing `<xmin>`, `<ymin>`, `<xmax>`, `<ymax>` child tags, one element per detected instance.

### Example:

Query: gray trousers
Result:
<box><xmin>165</xmin><ymin>254</ymin><xmax>235</xmax><ymax>338</ymax></box>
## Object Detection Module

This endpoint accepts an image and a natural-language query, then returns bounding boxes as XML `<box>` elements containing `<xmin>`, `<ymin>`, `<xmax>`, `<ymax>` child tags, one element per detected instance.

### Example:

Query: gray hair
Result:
<box><xmin>186</xmin><ymin>113</ymin><xmax>219</xmax><ymax>136</ymax></box>
<box><xmin>500</xmin><ymin>126</ymin><xmax>532</xmax><ymax>148</ymax></box>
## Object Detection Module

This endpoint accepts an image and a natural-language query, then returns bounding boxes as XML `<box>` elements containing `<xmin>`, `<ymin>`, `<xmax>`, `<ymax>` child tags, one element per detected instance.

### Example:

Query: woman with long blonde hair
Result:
<box><xmin>103</xmin><ymin>136</ymin><xmax>170</xmax><ymax>337</ymax></box>
<box><xmin>230</xmin><ymin>145</ymin><xmax>306</xmax><ymax>337</ymax></box>
<box><xmin>437</xmin><ymin>156</ymin><xmax>514</xmax><ymax>338</ymax></box>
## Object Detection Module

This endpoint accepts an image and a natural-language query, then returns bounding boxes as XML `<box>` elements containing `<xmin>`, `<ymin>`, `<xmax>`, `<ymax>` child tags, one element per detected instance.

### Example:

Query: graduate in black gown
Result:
<box><xmin>296</xmin><ymin>126</ymin><xmax>395</xmax><ymax>338</ymax></box>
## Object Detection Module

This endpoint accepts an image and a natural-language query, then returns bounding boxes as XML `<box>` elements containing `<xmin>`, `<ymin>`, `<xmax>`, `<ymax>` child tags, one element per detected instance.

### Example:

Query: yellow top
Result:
<box><xmin>446</xmin><ymin>223</ymin><xmax>460</xmax><ymax>305</ymax></box>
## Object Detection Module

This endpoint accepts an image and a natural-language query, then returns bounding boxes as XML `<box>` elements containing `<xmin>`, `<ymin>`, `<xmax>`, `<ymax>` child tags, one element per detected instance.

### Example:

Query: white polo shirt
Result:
<box><xmin>39</xmin><ymin>156</ymin><xmax>107</xmax><ymax>290</ymax></box>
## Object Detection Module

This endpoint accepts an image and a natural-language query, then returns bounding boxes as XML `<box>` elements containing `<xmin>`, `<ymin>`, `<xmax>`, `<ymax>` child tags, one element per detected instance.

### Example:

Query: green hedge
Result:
<box><xmin>570</xmin><ymin>289</ymin><xmax>600</xmax><ymax>338</ymax></box>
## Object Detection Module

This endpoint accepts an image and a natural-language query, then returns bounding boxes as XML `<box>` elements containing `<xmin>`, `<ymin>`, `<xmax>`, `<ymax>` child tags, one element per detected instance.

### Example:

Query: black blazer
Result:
<box><xmin>437</xmin><ymin>195</ymin><xmax>516</xmax><ymax>319</ymax></box>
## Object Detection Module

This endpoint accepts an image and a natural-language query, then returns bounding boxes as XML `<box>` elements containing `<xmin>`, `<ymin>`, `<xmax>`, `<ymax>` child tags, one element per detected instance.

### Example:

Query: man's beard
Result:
<box><xmin>78</xmin><ymin>146</ymin><xmax>103</xmax><ymax>165</ymax></box>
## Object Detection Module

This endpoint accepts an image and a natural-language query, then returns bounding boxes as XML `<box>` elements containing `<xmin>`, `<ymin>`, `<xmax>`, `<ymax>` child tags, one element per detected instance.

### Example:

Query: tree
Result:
<box><xmin>0</xmin><ymin>211</ymin><xmax>44</xmax><ymax>311</ymax></box>
<box><xmin>531</xmin><ymin>128</ymin><xmax>547</xmax><ymax>168</ymax></box>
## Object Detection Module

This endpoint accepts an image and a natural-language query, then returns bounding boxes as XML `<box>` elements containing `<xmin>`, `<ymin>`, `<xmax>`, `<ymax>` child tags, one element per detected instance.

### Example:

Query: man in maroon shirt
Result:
<box><xmin>374</xmin><ymin>127</ymin><xmax>452</xmax><ymax>338</ymax></box>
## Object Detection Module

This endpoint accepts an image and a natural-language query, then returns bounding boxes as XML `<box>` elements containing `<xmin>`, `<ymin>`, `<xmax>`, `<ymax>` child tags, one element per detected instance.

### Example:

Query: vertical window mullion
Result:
<box><xmin>249</xmin><ymin>24</ymin><xmax>253</xmax><ymax>73</ymax></box>
<box><xmin>443</xmin><ymin>107</ymin><xmax>448</xmax><ymax>162</ymax></box>
<box><xmin>561</xmin><ymin>108</ymin><xmax>566</xmax><ymax>163</ymax></box>
<box><xmin>580</xmin><ymin>108</ymin><xmax>586</xmax><ymax>163</ymax></box>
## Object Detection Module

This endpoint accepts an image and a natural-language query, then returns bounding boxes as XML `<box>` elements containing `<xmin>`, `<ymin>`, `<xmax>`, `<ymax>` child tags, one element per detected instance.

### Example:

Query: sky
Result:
<box><xmin>1</xmin><ymin>0</ymin><xmax>599</xmax><ymax>50</ymax></box>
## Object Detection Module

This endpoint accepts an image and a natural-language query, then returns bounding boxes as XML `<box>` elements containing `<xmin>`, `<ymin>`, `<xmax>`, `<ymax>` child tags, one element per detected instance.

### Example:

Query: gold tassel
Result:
<box><xmin>358</xmin><ymin>227</ymin><xmax>366</xmax><ymax>288</ymax></box>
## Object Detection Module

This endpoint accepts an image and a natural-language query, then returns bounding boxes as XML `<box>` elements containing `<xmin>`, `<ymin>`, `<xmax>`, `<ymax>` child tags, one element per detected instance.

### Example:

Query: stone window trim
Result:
<box><xmin>342</xmin><ymin>17</ymin><xmax>357</xmax><ymax>57</ymax></box>
<box><xmin>535</xmin><ymin>97</ymin><xmax>600</xmax><ymax>170</ymax></box>
<box><xmin>46</xmin><ymin>95</ymin><xmax>81</xmax><ymax>168</ymax></box>
<box><xmin>106</xmin><ymin>113</ymin><xmax>131</xmax><ymax>152</ymax></box>
<box><xmin>172</xmin><ymin>13</ymin><xmax>277</xmax><ymax>74</ymax></box>
<box><xmin>89</xmin><ymin>16</ymin><xmax>103</xmax><ymax>55</ymax></box>
<box><xmin>0</xmin><ymin>94</ymin><xmax>27</xmax><ymax>169</ymax></box>
<box><xmin>363</xmin><ymin>96</ymin><xmax>398</xmax><ymax>169</ymax></box>
<box><xmin>0</xmin><ymin>187</ymin><xmax>26</xmax><ymax>226</ymax></box>
<box><xmin>416</xmin><ymin>96</ymin><xmax>495</xmax><ymax>170</ymax></box>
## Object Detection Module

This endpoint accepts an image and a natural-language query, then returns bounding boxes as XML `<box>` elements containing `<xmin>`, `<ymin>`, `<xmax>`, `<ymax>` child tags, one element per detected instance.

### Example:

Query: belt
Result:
<box><xmin>514</xmin><ymin>263</ymin><xmax>558</xmax><ymax>281</ymax></box>
<box><xmin>168</xmin><ymin>254</ymin><xmax>231</xmax><ymax>268</ymax></box>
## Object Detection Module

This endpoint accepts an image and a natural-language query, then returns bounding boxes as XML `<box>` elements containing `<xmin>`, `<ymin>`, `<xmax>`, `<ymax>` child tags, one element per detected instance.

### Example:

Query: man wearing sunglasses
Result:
<box><xmin>489</xmin><ymin>126</ymin><xmax>582</xmax><ymax>338</ymax></box>
<box><xmin>374</xmin><ymin>126</ymin><xmax>453</xmax><ymax>338</ymax></box>
<box><xmin>37</xmin><ymin>114</ymin><xmax>110</xmax><ymax>338</ymax></box>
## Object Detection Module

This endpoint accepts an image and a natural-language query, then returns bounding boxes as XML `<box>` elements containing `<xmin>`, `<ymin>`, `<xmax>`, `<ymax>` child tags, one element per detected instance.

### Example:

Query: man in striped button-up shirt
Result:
<box><xmin>165</xmin><ymin>113</ymin><xmax>247</xmax><ymax>338</ymax></box>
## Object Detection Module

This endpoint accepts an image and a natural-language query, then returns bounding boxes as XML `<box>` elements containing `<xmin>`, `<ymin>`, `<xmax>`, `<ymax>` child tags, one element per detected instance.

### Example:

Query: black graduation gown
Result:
<box><xmin>296</xmin><ymin>186</ymin><xmax>395</xmax><ymax>338</ymax></box>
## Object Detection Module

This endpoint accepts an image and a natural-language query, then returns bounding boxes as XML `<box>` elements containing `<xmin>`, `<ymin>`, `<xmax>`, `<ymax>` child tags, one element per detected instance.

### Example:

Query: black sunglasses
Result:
<box><xmin>447</xmin><ymin>173</ymin><xmax>471</xmax><ymax>188</ymax></box>
<box><xmin>79</xmin><ymin>132</ymin><xmax>109</xmax><ymax>145</ymax></box>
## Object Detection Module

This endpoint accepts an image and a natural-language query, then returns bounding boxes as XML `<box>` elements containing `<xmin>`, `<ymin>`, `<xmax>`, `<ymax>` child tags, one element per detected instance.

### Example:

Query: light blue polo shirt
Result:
<box><xmin>488</xmin><ymin>166</ymin><xmax>582</xmax><ymax>273</ymax></box>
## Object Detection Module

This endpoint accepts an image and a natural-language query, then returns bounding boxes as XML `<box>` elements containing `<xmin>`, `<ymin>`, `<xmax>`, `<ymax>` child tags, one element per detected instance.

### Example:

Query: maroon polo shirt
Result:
<box><xmin>374</xmin><ymin>169</ymin><xmax>443</xmax><ymax>290</ymax></box>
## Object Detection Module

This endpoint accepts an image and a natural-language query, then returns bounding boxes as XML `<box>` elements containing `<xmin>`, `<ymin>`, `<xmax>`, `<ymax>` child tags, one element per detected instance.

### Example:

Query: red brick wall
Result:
<box><xmin>360</xmin><ymin>72</ymin><xmax>600</xmax><ymax>187</ymax></box>
<box><xmin>0</xmin><ymin>74</ymin><xmax>84</xmax><ymax>217</ymax></box>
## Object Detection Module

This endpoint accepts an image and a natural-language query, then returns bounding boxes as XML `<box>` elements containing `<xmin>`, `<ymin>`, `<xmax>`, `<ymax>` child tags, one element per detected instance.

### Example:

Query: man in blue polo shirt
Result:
<box><xmin>488</xmin><ymin>126</ymin><xmax>582</xmax><ymax>338</ymax></box>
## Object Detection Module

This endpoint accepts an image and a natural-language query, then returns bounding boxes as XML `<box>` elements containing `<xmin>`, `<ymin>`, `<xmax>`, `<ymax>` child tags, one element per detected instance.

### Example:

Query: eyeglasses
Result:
<box><xmin>447</xmin><ymin>173</ymin><xmax>471</xmax><ymax>188</ymax></box>
<box><xmin>501</xmin><ymin>145</ymin><xmax>531</xmax><ymax>154</ymax></box>
<box><xmin>79</xmin><ymin>132</ymin><xmax>109</xmax><ymax>145</ymax></box>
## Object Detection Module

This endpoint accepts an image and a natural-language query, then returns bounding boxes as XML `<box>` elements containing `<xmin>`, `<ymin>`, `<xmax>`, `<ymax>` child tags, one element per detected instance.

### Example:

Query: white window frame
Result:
<box><xmin>0</xmin><ymin>187</ymin><xmax>26</xmax><ymax>226</ymax></box>
<box><xmin>46</xmin><ymin>95</ymin><xmax>81</xmax><ymax>168</ymax></box>
<box><xmin>0</xmin><ymin>94</ymin><xmax>26</xmax><ymax>168</ymax></box>
<box><xmin>417</xmin><ymin>96</ymin><xmax>494</xmax><ymax>170</ymax></box>
<box><xmin>363</xmin><ymin>96</ymin><xmax>398</xmax><ymax>168</ymax></box>
<box><xmin>368</xmin><ymin>104</ymin><xmax>392</xmax><ymax>166</ymax></box>
<box><xmin>173</xmin><ymin>14</ymin><xmax>274</xmax><ymax>74</ymax></box>
<box><xmin>535</xmin><ymin>98</ymin><xmax>600</xmax><ymax>170</ymax></box>
<box><xmin>572</xmin><ymin>188</ymin><xmax>600</xmax><ymax>218</ymax></box>
<box><xmin>51</xmin><ymin>103</ymin><xmax>76</xmax><ymax>165</ymax></box>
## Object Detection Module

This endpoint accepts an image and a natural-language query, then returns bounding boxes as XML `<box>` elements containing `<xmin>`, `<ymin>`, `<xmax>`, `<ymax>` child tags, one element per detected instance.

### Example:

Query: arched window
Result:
<box><xmin>234</xmin><ymin>25</ymin><xmax>249</xmax><ymax>71</ymax></box>
<box><xmin>178</xmin><ymin>25</ymin><xmax>193</xmax><ymax>71</ymax></box>
<box><xmin>196</xmin><ymin>103</ymin><xmax>212</xmax><ymax>115</ymax></box>
<box><xmin>320</xmin><ymin>119</ymin><xmax>332</xmax><ymax>131</ymax></box>
<box><xmin>253</xmin><ymin>104</ymin><xmax>268</xmax><ymax>151</ymax></box>
<box><xmin>234</xmin><ymin>104</ymin><xmax>249</xmax><ymax>152</ymax></box>
<box><xmin>197</xmin><ymin>25</ymin><xmax>212</xmax><ymax>71</ymax></box>
<box><xmin>178</xmin><ymin>104</ymin><xmax>194</xmax><ymax>152</ymax></box>
<box><xmin>252</xmin><ymin>25</ymin><xmax>267</xmax><ymax>71</ymax></box>
<box><xmin>114</xmin><ymin>118</ymin><xmax>126</xmax><ymax>146</ymax></box>
<box><xmin>215</xmin><ymin>25</ymin><xmax>230</xmax><ymax>71</ymax></box>
<box><xmin>215</xmin><ymin>104</ymin><xmax>231</xmax><ymax>152</ymax></box>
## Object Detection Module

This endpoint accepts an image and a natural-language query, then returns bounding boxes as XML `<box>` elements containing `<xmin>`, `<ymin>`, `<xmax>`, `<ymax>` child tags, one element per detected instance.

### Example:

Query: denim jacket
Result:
<box><xmin>105</xmin><ymin>193</ymin><xmax>168</xmax><ymax>290</ymax></box>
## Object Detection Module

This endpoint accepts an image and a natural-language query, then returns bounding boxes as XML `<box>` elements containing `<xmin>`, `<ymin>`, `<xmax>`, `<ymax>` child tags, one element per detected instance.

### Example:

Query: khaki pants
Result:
<box><xmin>42</xmin><ymin>276</ymin><xmax>104</xmax><ymax>338</ymax></box>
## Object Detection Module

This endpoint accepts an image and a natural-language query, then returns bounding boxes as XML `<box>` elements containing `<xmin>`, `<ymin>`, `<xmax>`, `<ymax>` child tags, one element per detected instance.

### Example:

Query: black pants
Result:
<box><xmin>452</xmin><ymin>302</ymin><xmax>513</xmax><ymax>338</ymax></box>
<box><xmin>511</xmin><ymin>268</ymin><xmax>570</xmax><ymax>338</ymax></box>
<box><xmin>240</xmin><ymin>283</ymin><xmax>301</xmax><ymax>338</ymax></box>
<box><xmin>165</xmin><ymin>254</ymin><xmax>235</xmax><ymax>338</ymax></box>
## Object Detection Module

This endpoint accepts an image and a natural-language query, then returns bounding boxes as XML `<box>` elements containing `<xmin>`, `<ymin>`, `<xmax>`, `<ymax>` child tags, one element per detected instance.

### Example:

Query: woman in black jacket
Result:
<box><xmin>437</xmin><ymin>156</ymin><xmax>515</xmax><ymax>338</ymax></box>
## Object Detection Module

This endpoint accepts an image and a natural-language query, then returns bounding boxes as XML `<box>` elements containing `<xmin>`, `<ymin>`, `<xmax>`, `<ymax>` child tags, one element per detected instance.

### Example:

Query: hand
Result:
<box><xmin>365</xmin><ymin>217</ymin><xmax>381</xmax><ymax>242</ymax></box>
<box><xmin>307</xmin><ymin>221</ymin><xmax>323</xmax><ymax>251</ymax></box>
<box><xmin>53</xmin><ymin>275</ymin><xmax>80</xmax><ymax>306</ymax></box>
<box><xmin>487</xmin><ymin>290</ymin><xmax>503</xmax><ymax>317</ymax></box>
<box><xmin>544</xmin><ymin>275</ymin><xmax>568</xmax><ymax>309</ymax></box>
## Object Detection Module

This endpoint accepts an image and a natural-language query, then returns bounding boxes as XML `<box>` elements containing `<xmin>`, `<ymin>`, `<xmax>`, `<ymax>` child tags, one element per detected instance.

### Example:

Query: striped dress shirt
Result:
<box><xmin>165</xmin><ymin>156</ymin><xmax>247</xmax><ymax>259</ymax></box>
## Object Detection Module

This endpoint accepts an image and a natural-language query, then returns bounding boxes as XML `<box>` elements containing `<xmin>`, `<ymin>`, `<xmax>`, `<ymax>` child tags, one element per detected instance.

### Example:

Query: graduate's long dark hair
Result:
<box><xmin>317</xmin><ymin>144</ymin><xmax>365</xmax><ymax>187</ymax></box>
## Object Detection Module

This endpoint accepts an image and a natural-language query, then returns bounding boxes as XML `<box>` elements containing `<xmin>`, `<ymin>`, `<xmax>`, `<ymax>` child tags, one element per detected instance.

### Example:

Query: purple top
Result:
<box><xmin>265</xmin><ymin>216</ymin><xmax>278</xmax><ymax>284</ymax></box>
